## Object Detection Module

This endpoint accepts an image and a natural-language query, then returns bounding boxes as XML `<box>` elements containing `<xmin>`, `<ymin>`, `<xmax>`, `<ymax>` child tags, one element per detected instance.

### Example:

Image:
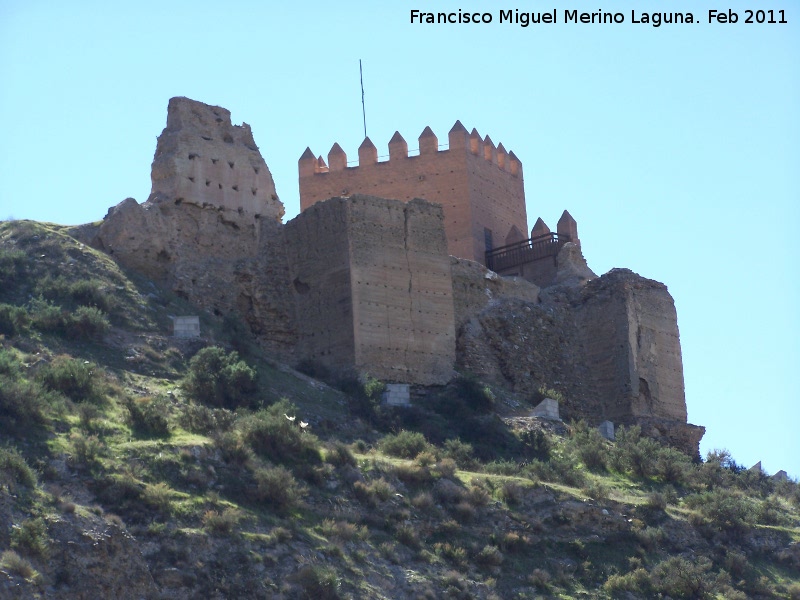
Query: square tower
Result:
<box><xmin>284</xmin><ymin>195</ymin><xmax>456</xmax><ymax>385</ymax></box>
<box><xmin>298</xmin><ymin>122</ymin><xmax>527</xmax><ymax>265</ymax></box>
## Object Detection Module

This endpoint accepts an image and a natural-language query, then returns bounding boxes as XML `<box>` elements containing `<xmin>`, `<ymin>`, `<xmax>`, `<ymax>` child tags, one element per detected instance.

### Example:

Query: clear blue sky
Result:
<box><xmin>1</xmin><ymin>0</ymin><xmax>797</xmax><ymax>478</ymax></box>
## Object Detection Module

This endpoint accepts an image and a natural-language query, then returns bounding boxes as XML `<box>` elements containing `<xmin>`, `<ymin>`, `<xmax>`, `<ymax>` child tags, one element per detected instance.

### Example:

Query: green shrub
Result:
<box><xmin>353</xmin><ymin>478</ymin><xmax>394</xmax><ymax>506</ymax></box>
<box><xmin>650</xmin><ymin>556</ymin><xmax>712</xmax><ymax>598</ymax></box>
<box><xmin>142</xmin><ymin>482</ymin><xmax>173</xmax><ymax>513</ymax></box>
<box><xmin>182</xmin><ymin>346</ymin><xmax>257</xmax><ymax>408</ymax></box>
<box><xmin>568</xmin><ymin>422</ymin><xmax>608</xmax><ymax>472</ymax></box>
<box><xmin>500</xmin><ymin>480</ymin><xmax>525</xmax><ymax>506</ymax></box>
<box><xmin>433</xmin><ymin>542</ymin><xmax>467</xmax><ymax>566</ymax></box>
<box><xmin>339</xmin><ymin>372</ymin><xmax>385</xmax><ymax>418</ymax></box>
<box><xmin>178</xmin><ymin>403</ymin><xmax>236</xmax><ymax>434</ymax></box>
<box><xmin>65</xmin><ymin>305</ymin><xmax>110</xmax><ymax>339</ymax></box>
<box><xmin>609</xmin><ymin>426</ymin><xmax>660</xmax><ymax>478</ymax></box>
<box><xmin>395</xmin><ymin>462</ymin><xmax>434</xmax><ymax>486</ymax></box>
<box><xmin>442</xmin><ymin>438</ymin><xmax>477</xmax><ymax>469</ymax></box>
<box><xmin>0</xmin><ymin>373</ymin><xmax>56</xmax><ymax>428</ymax></box>
<box><xmin>252</xmin><ymin>464</ymin><xmax>305</xmax><ymax>511</ymax></box>
<box><xmin>582</xmin><ymin>480</ymin><xmax>610</xmax><ymax>502</ymax></box>
<box><xmin>646</xmin><ymin>491</ymin><xmax>668</xmax><ymax>511</ymax></box>
<box><xmin>534</xmin><ymin>385</ymin><xmax>565</xmax><ymax>404</ymax></box>
<box><xmin>202</xmin><ymin>508</ymin><xmax>243</xmax><ymax>536</ymax></box>
<box><xmin>0</xmin><ymin>550</ymin><xmax>39</xmax><ymax>582</ymax></box>
<box><xmin>27</xmin><ymin>297</ymin><xmax>65</xmax><ymax>333</ymax></box>
<box><xmin>124</xmin><ymin>395</ymin><xmax>171</xmax><ymax>438</ymax></box>
<box><xmin>11</xmin><ymin>518</ymin><xmax>49</xmax><ymax>559</ymax></box>
<box><xmin>288</xmin><ymin>565</ymin><xmax>340</xmax><ymax>600</ymax></box>
<box><xmin>0</xmin><ymin>248</ymin><xmax>27</xmax><ymax>287</ymax></box>
<box><xmin>69</xmin><ymin>431</ymin><xmax>105</xmax><ymax>468</ymax></box>
<box><xmin>603</xmin><ymin>567</ymin><xmax>651</xmax><ymax>596</ymax></box>
<box><xmin>319</xmin><ymin>519</ymin><xmax>367</xmax><ymax>543</ymax></box>
<box><xmin>37</xmin><ymin>355</ymin><xmax>105</xmax><ymax>403</ymax></box>
<box><xmin>519</xmin><ymin>428</ymin><xmax>551</xmax><ymax>461</ymax></box>
<box><xmin>0</xmin><ymin>446</ymin><xmax>36</xmax><ymax>491</ymax></box>
<box><xmin>379</xmin><ymin>430</ymin><xmax>431</xmax><ymax>459</ymax></box>
<box><xmin>242</xmin><ymin>401</ymin><xmax>321</xmax><ymax>466</ymax></box>
<box><xmin>685</xmin><ymin>489</ymin><xmax>755</xmax><ymax>534</ymax></box>
<box><xmin>654</xmin><ymin>447</ymin><xmax>692</xmax><ymax>485</ymax></box>
<box><xmin>453</xmin><ymin>375</ymin><xmax>495</xmax><ymax>414</ymax></box>
<box><xmin>475</xmin><ymin>544</ymin><xmax>503</xmax><ymax>567</ymax></box>
<box><xmin>324</xmin><ymin>442</ymin><xmax>356</xmax><ymax>468</ymax></box>
<box><xmin>34</xmin><ymin>276</ymin><xmax>115</xmax><ymax>313</ymax></box>
<box><xmin>0</xmin><ymin>303</ymin><xmax>29</xmax><ymax>336</ymax></box>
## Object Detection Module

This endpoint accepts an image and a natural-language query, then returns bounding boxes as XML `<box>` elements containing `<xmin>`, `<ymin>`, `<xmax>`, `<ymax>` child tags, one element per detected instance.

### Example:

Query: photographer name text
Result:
<box><xmin>409</xmin><ymin>9</ymin><xmax>788</xmax><ymax>27</ymax></box>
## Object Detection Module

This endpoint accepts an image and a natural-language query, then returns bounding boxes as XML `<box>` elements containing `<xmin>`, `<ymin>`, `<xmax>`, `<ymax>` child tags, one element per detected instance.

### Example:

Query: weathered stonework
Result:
<box><xmin>454</xmin><ymin>250</ymin><xmax>704</xmax><ymax>457</ymax></box>
<box><xmin>86</xmin><ymin>96</ymin><xmax>703</xmax><ymax>455</ymax></box>
<box><xmin>152</xmin><ymin>97</ymin><xmax>284</xmax><ymax>221</ymax></box>
<box><xmin>299</xmin><ymin>123</ymin><xmax>527</xmax><ymax>265</ymax></box>
<box><xmin>285</xmin><ymin>195</ymin><xmax>456</xmax><ymax>385</ymax></box>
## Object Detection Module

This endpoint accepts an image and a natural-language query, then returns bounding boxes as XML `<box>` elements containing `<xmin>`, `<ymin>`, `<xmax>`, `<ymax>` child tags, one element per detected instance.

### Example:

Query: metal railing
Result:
<box><xmin>485</xmin><ymin>232</ymin><xmax>571</xmax><ymax>272</ymax></box>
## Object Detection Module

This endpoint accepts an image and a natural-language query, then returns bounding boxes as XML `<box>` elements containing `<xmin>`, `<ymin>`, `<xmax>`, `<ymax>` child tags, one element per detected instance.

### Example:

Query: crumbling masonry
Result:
<box><xmin>89</xmin><ymin>97</ymin><xmax>704</xmax><ymax>456</ymax></box>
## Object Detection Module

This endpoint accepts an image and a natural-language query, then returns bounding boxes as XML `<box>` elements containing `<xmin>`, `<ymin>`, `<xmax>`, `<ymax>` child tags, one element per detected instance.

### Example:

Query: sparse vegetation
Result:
<box><xmin>0</xmin><ymin>219</ymin><xmax>796</xmax><ymax>599</ymax></box>
<box><xmin>182</xmin><ymin>346</ymin><xmax>257</xmax><ymax>408</ymax></box>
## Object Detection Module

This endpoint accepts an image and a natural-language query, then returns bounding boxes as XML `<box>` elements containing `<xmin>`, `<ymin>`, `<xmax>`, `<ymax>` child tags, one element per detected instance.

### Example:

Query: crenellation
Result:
<box><xmin>298</xmin><ymin>123</ymin><xmax>526</xmax><ymax>264</ymax></box>
<box><xmin>418</xmin><ymin>126</ymin><xmax>439</xmax><ymax>154</ymax></box>
<box><xmin>93</xmin><ymin>97</ymin><xmax>702</xmax><ymax>458</ymax></box>
<box><xmin>328</xmin><ymin>143</ymin><xmax>347</xmax><ymax>171</ymax></box>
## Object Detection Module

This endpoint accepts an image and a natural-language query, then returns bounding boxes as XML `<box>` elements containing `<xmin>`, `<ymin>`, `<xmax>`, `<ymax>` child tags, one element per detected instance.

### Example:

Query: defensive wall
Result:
<box><xmin>152</xmin><ymin>97</ymin><xmax>284</xmax><ymax>221</ymax></box>
<box><xmin>87</xmin><ymin>96</ymin><xmax>704</xmax><ymax>455</ymax></box>
<box><xmin>299</xmin><ymin>122</ymin><xmax>528</xmax><ymax>265</ymax></box>
<box><xmin>285</xmin><ymin>195</ymin><xmax>456</xmax><ymax>385</ymax></box>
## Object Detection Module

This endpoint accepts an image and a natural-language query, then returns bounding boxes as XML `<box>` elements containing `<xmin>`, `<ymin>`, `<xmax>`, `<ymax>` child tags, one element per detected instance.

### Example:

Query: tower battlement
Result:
<box><xmin>299</xmin><ymin>122</ymin><xmax>528</xmax><ymax>264</ymax></box>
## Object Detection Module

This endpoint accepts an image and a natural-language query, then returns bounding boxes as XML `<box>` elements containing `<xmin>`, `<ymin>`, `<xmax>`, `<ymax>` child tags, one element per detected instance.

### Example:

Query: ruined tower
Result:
<box><xmin>299</xmin><ymin>123</ymin><xmax>528</xmax><ymax>266</ymax></box>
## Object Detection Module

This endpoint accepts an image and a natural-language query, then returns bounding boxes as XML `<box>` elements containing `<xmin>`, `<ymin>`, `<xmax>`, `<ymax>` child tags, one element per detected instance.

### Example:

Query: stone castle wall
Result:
<box><xmin>152</xmin><ymin>97</ymin><xmax>284</xmax><ymax>221</ymax></box>
<box><xmin>286</xmin><ymin>196</ymin><xmax>456</xmax><ymax>385</ymax></box>
<box><xmin>87</xmin><ymin>96</ymin><xmax>702</xmax><ymax>455</ymax></box>
<box><xmin>299</xmin><ymin>123</ymin><xmax>527</xmax><ymax>265</ymax></box>
<box><xmin>576</xmin><ymin>269</ymin><xmax>687</xmax><ymax>422</ymax></box>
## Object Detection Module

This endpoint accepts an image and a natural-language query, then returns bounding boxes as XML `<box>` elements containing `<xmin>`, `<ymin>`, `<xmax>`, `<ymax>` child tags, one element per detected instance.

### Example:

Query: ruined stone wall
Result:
<box><xmin>349</xmin><ymin>196</ymin><xmax>455</xmax><ymax>384</ymax></box>
<box><xmin>283</xmin><ymin>200</ymin><xmax>355</xmax><ymax>371</ymax></box>
<box><xmin>299</xmin><ymin>123</ymin><xmax>526</xmax><ymax>265</ymax></box>
<box><xmin>576</xmin><ymin>269</ymin><xmax>687</xmax><ymax>422</ymax></box>
<box><xmin>285</xmin><ymin>195</ymin><xmax>456</xmax><ymax>385</ymax></box>
<box><xmin>454</xmin><ymin>249</ymin><xmax>702</xmax><ymax>456</ymax></box>
<box><xmin>152</xmin><ymin>97</ymin><xmax>284</xmax><ymax>221</ymax></box>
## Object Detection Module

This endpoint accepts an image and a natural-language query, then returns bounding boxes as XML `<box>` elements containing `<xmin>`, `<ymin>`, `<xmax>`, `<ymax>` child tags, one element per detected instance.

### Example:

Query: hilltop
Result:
<box><xmin>1</xmin><ymin>218</ymin><xmax>799</xmax><ymax>599</ymax></box>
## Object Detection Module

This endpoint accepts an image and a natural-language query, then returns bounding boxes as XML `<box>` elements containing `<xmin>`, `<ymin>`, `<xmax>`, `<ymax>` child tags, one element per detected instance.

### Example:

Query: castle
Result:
<box><xmin>89</xmin><ymin>97</ymin><xmax>704</xmax><ymax>456</ymax></box>
<box><xmin>299</xmin><ymin>125</ymin><xmax>579</xmax><ymax>288</ymax></box>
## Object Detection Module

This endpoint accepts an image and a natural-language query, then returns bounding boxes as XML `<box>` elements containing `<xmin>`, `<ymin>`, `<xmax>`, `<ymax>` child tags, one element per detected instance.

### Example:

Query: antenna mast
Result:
<box><xmin>360</xmin><ymin>59</ymin><xmax>367</xmax><ymax>138</ymax></box>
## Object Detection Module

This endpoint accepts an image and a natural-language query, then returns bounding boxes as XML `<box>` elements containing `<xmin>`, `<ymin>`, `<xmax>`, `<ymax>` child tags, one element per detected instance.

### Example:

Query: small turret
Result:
<box><xmin>531</xmin><ymin>217</ymin><xmax>550</xmax><ymax>239</ymax></box>
<box><xmin>328</xmin><ymin>143</ymin><xmax>347</xmax><ymax>172</ymax></box>
<box><xmin>419</xmin><ymin>126</ymin><xmax>438</xmax><ymax>155</ymax></box>
<box><xmin>448</xmin><ymin>120</ymin><xmax>469</xmax><ymax>151</ymax></box>
<box><xmin>299</xmin><ymin>147</ymin><xmax>317</xmax><ymax>178</ymax></box>
<box><xmin>358</xmin><ymin>137</ymin><xmax>377</xmax><ymax>166</ymax></box>
<box><xmin>388</xmin><ymin>131</ymin><xmax>408</xmax><ymax>160</ymax></box>
<box><xmin>557</xmin><ymin>210</ymin><xmax>579</xmax><ymax>244</ymax></box>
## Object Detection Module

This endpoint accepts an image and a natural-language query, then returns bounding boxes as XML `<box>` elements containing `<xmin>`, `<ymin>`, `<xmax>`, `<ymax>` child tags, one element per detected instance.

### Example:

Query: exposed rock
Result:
<box><xmin>553</xmin><ymin>242</ymin><xmax>596</xmax><ymax>287</ymax></box>
<box><xmin>450</xmin><ymin>257</ymin><xmax>539</xmax><ymax>329</ymax></box>
<box><xmin>457</xmin><ymin>266</ymin><xmax>704</xmax><ymax>457</ymax></box>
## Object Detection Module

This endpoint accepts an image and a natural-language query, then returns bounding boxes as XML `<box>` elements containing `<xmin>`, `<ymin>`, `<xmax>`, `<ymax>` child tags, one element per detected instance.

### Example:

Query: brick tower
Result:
<box><xmin>298</xmin><ymin>122</ymin><xmax>528</xmax><ymax>265</ymax></box>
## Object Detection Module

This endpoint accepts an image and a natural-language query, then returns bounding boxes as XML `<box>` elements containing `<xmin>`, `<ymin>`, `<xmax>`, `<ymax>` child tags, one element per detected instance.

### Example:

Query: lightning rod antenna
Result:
<box><xmin>360</xmin><ymin>59</ymin><xmax>367</xmax><ymax>138</ymax></box>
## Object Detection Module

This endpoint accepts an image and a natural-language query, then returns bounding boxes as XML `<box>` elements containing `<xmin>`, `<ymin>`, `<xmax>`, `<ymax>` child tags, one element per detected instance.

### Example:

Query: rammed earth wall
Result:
<box><xmin>299</xmin><ymin>123</ymin><xmax>527</xmax><ymax>265</ymax></box>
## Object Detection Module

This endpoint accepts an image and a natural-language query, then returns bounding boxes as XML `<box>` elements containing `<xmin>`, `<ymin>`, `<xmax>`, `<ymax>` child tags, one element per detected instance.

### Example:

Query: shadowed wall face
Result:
<box><xmin>285</xmin><ymin>195</ymin><xmax>456</xmax><ymax>385</ymax></box>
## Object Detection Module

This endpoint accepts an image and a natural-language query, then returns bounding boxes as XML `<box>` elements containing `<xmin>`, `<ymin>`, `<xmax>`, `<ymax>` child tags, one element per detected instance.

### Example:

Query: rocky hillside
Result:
<box><xmin>1</xmin><ymin>219</ymin><xmax>799</xmax><ymax>599</ymax></box>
